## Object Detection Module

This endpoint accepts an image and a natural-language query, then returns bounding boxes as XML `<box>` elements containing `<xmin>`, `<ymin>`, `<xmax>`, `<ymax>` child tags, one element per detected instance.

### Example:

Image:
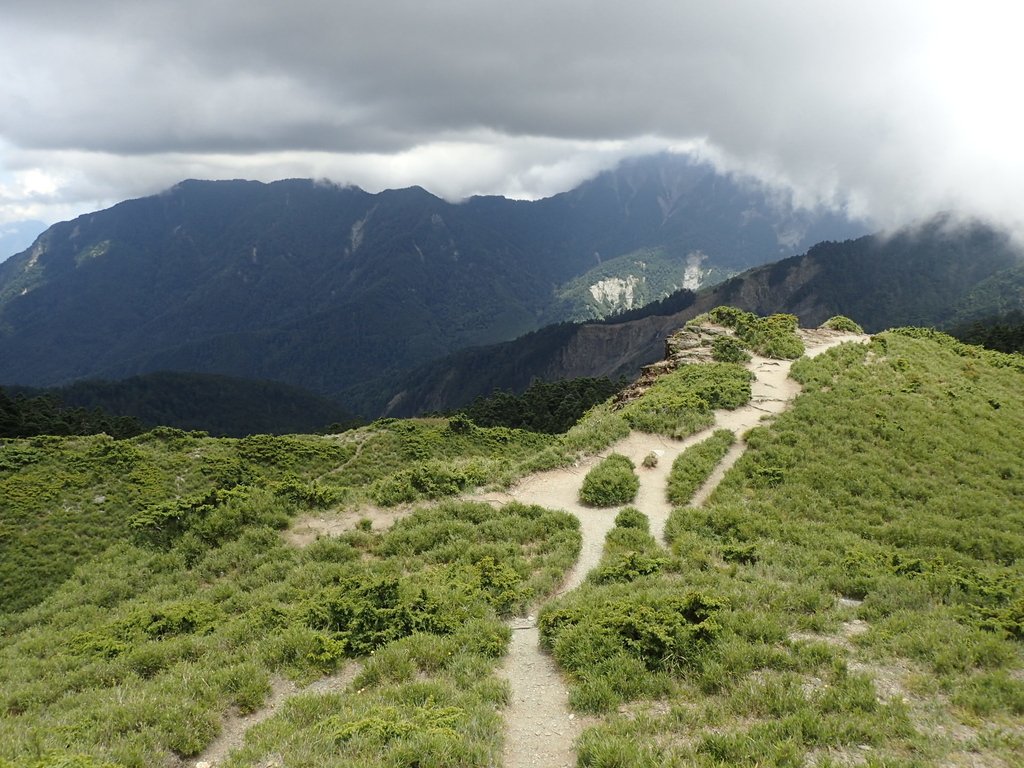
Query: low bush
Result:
<box><xmin>614</xmin><ymin>507</ymin><xmax>649</xmax><ymax>532</ymax></box>
<box><xmin>622</xmin><ymin>363</ymin><xmax>752</xmax><ymax>439</ymax></box>
<box><xmin>540</xmin><ymin>587</ymin><xmax>724</xmax><ymax>675</ymax></box>
<box><xmin>707</xmin><ymin>306</ymin><xmax>806</xmax><ymax>359</ymax></box>
<box><xmin>579</xmin><ymin>454</ymin><xmax>639</xmax><ymax>507</ymax></box>
<box><xmin>711</xmin><ymin>335</ymin><xmax>751</xmax><ymax>363</ymax></box>
<box><xmin>666</xmin><ymin>429</ymin><xmax>735</xmax><ymax>506</ymax></box>
<box><xmin>820</xmin><ymin>315</ymin><xmax>865</xmax><ymax>333</ymax></box>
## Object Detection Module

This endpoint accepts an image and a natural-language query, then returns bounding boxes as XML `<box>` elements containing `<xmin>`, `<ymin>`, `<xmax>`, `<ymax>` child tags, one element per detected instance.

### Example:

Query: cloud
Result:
<box><xmin>1</xmin><ymin>1</ymin><xmax>1022</xmax><ymax>237</ymax></box>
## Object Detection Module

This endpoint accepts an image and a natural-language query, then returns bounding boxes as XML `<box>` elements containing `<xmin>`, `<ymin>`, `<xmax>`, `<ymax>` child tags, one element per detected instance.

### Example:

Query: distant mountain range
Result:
<box><xmin>3</xmin><ymin>154</ymin><xmax>1019</xmax><ymax>429</ymax></box>
<box><xmin>0</xmin><ymin>154</ymin><xmax>865</xmax><ymax>406</ymax></box>
<box><xmin>371</xmin><ymin>218</ymin><xmax>1023</xmax><ymax>416</ymax></box>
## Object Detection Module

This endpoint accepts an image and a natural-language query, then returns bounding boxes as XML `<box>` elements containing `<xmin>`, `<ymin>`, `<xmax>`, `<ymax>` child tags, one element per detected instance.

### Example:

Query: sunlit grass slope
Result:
<box><xmin>0</xmin><ymin>420</ymin><xmax>554</xmax><ymax>614</ymax></box>
<box><xmin>0</xmin><ymin>499</ymin><xmax>579</xmax><ymax>766</ymax></box>
<box><xmin>571</xmin><ymin>330</ymin><xmax>1024</xmax><ymax>767</ymax></box>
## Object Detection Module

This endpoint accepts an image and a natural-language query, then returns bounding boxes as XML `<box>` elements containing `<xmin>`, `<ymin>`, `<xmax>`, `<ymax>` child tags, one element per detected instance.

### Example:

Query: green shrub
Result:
<box><xmin>540</xmin><ymin>588</ymin><xmax>724</xmax><ymax>673</ymax></box>
<box><xmin>711</xmin><ymin>335</ymin><xmax>752</xmax><ymax>363</ymax></box>
<box><xmin>579</xmin><ymin>454</ymin><xmax>639</xmax><ymax>507</ymax></box>
<box><xmin>613</xmin><ymin>507</ymin><xmax>649</xmax><ymax>532</ymax></box>
<box><xmin>622</xmin><ymin>363</ymin><xmax>752</xmax><ymax>438</ymax></box>
<box><xmin>368</xmin><ymin>460</ymin><xmax>487</xmax><ymax>506</ymax></box>
<box><xmin>589</xmin><ymin>552</ymin><xmax>669</xmax><ymax>584</ymax></box>
<box><xmin>819</xmin><ymin>315</ymin><xmax>865</xmax><ymax>333</ymax></box>
<box><xmin>666</xmin><ymin>429</ymin><xmax>735</xmax><ymax>506</ymax></box>
<box><xmin>707</xmin><ymin>306</ymin><xmax>751</xmax><ymax>327</ymax></box>
<box><xmin>706</xmin><ymin>306</ymin><xmax>806</xmax><ymax>359</ymax></box>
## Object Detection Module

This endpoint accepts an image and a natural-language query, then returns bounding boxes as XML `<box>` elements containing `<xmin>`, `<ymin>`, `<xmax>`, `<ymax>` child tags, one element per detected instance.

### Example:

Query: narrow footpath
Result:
<box><xmin>496</xmin><ymin>329</ymin><xmax>866</xmax><ymax>768</ymax></box>
<box><xmin>193</xmin><ymin>330</ymin><xmax>864</xmax><ymax>768</ymax></box>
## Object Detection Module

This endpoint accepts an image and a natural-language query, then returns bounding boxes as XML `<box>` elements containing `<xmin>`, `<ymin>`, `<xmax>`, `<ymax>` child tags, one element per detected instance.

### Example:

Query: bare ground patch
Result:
<box><xmin>282</xmin><ymin>504</ymin><xmax>420</xmax><ymax>547</ymax></box>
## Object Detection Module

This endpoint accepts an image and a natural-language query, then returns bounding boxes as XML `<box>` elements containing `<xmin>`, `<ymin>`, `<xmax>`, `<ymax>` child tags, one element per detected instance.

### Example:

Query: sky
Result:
<box><xmin>2</xmin><ymin>1</ymin><xmax>1023</xmax><ymax>239</ymax></box>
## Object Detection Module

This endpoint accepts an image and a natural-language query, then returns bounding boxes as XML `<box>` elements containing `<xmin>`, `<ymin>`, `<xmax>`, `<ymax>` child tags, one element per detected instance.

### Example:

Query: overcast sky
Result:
<box><xmin>2</xmin><ymin>1</ymin><xmax>1022</xmax><ymax>238</ymax></box>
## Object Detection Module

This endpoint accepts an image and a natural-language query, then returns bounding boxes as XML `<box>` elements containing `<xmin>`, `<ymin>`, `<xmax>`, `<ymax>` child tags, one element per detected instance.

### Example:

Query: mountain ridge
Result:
<box><xmin>370</xmin><ymin>218</ymin><xmax>1022</xmax><ymax>416</ymax></box>
<box><xmin>0</xmin><ymin>154</ymin><xmax>867</xmax><ymax>397</ymax></box>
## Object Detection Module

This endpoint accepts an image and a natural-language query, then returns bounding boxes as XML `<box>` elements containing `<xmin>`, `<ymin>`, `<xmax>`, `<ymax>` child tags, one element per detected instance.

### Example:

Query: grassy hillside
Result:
<box><xmin>0</xmin><ymin>420</ymin><xmax>558</xmax><ymax>616</ymax></box>
<box><xmin>1</xmin><ymin>322</ymin><xmax>1021</xmax><ymax>767</ymax></box>
<box><xmin>565</xmin><ymin>331</ymin><xmax>1024</xmax><ymax>767</ymax></box>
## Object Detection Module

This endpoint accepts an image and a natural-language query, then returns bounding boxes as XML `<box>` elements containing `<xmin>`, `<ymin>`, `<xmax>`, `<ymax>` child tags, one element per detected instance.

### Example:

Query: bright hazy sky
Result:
<box><xmin>1</xmin><ymin>1</ymin><xmax>1022</xmax><ymax>237</ymax></box>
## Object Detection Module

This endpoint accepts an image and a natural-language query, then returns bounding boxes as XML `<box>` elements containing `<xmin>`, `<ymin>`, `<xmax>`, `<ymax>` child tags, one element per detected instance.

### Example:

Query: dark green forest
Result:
<box><xmin>15</xmin><ymin>372</ymin><xmax>361</xmax><ymax>437</ymax></box>
<box><xmin>951</xmin><ymin>311</ymin><xmax>1024</xmax><ymax>353</ymax></box>
<box><xmin>0</xmin><ymin>387</ymin><xmax>142</xmax><ymax>439</ymax></box>
<box><xmin>457</xmin><ymin>377</ymin><xmax>624</xmax><ymax>434</ymax></box>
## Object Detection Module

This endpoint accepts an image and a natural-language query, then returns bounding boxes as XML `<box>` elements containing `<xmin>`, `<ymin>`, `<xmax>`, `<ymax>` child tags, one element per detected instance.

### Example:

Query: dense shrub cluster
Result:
<box><xmin>541</xmin><ymin>589</ymin><xmax>723</xmax><ymax>671</ymax></box>
<box><xmin>579</xmin><ymin>453</ymin><xmax>640</xmax><ymax>507</ymax></box>
<box><xmin>707</xmin><ymin>306</ymin><xmax>806</xmax><ymax>359</ymax></box>
<box><xmin>589</xmin><ymin>510</ymin><xmax>668</xmax><ymax>585</ymax></box>
<box><xmin>622</xmin><ymin>363</ymin><xmax>752</xmax><ymax>438</ymax></box>
<box><xmin>710</xmin><ymin>335</ymin><xmax>751</xmax><ymax>363</ymax></box>
<box><xmin>819</xmin><ymin>315</ymin><xmax>865</xmax><ymax>333</ymax></box>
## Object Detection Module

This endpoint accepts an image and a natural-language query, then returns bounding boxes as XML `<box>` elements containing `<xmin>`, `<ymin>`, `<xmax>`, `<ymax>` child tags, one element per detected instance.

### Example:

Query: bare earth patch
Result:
<box><xmin>282</xmin><ymin>504</ymin><xmax>419</xmax><ymax>547</ymax></box>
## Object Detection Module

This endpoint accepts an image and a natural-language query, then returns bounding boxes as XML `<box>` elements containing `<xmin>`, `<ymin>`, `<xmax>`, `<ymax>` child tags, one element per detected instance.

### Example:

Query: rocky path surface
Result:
<box><xmin>497</xmin><ymin>329</ymin><xmax>866</xmax><ymax>768</ymax></box>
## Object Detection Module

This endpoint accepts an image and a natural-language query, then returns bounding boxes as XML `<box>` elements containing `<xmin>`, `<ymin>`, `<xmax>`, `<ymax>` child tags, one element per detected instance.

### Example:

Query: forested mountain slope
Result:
<box><xmin>373</xmin><ymin>218</ymin><xmax>1021</xmax><ymax>416</ymax></box>
<box><xmin>9</xmin><ymin>372</ymin><xmax>359</xmax><ymax>437</ymax></box>
<box><xmin>0</xmin><ymin>154</ymin><xmax>864</xmax><ymax>397</ymax></box>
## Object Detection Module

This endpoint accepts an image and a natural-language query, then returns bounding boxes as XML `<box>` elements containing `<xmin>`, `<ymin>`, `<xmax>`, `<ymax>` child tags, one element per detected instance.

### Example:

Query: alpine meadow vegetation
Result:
<box><xmin>1</xmin><ymin>312</ymin><xmax>1022</xmax><ymax>768</ymax></box>
<box><xmin>574</xmin><ymin>330</ymin><xmax>1024</xmax><ymax>768</ymax></box>
<box><xmin>665</xmin><ymin>429</ymin><xmax>735</xmax><ymax>506</ymax></box>
<box><xmin>0</xmin><ymin>498</ymin><xmax>580</xmax><ymax>766</ymax></box>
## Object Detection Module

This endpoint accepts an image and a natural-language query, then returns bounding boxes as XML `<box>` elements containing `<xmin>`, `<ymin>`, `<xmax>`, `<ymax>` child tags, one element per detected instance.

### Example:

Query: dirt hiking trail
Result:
<box><xmin>497</xmin><ymin>329</ymin><xmax>866</xmax><ymax>768</ymax></box>
<box><xmin>206</xmin><ymin>329</ymin><xmax>864</xmax><ymax>768</ymax></box>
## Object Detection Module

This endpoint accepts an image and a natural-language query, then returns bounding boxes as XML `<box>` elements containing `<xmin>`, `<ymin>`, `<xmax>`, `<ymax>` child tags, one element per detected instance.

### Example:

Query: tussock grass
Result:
<box><xmin>0</xmin><ymin>501</ymin><xmax>579</xmax><ymax>765</ymax></box>
<box><xmin>568</xmin><ymin>332</ymin><xmax>1024</xmax><ymax>767</ymax></box>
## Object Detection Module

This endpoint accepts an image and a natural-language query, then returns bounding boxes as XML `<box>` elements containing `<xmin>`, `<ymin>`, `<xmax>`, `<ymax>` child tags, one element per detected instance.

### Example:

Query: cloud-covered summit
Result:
<box><xmin>2</xmin><ymin>1</ymin><xmax>1022</xmax><ymax>237</ymax></box>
